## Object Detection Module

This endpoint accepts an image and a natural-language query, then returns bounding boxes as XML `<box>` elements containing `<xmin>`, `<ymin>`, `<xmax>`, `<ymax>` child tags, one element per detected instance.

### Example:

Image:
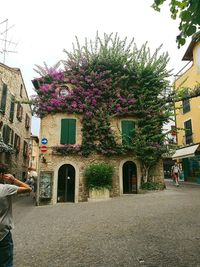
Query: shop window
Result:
<box><xmin>60</xmin><ymin>119</ymin><xmax>76</xmax><ymax>145</ymax></box>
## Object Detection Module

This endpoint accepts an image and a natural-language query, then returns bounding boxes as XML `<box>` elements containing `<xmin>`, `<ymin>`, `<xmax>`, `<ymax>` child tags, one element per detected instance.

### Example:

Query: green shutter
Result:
<box><xmin>122</xmin><ymin>120</ymin><xmax>135</xmax><ymax>145</ymax></box>
<box><xmin>60</xmin><ymin>119</ymin><xmax>76</xmax><ymax>144</ymax></box>
<box><xmin>0</xmin><ymin>83</ymin><xmax>7</xmax><ymax>113</ymax></box>
<box><xmin>9</xmin><ymin>97</ymin><xmax>15</xmax><ymax>122</ymax></box>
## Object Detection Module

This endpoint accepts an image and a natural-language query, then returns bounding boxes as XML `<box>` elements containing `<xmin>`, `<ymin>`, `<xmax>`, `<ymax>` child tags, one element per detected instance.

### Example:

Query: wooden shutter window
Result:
<box><xmin>122</xmin><ymin>120</ymin><xmax>135</xmax><ymax>145</ymax></box>
<box><xmin>2</xmin><ymin>125</ymin><xmax>11</xmax><ymax>145</ymax></box>
<box><xmin>14</xmin><ymin>134</ymin><xmax>20</xmax><ymax>152</ymax></box>
<box><xmin>10</xmin><ymin>129</ymin><xmax>14</xmax><ymax>145</ymax></box>
<box><xmin>25</xmin><ymin>114</ymin><xmax>30</xmax><ymax>129</ymax></box>
<box><xmin>9</xmin><ymin>97</ymin><xmax>15</xmax><ymax>122</ymax></box>
<box><xmin>16</xmin><ymin>103</ymin><xmax>23</xmax><ymax>121</ymax></box>
<box><xmin>0</xmin><ymin>83</ymin><xmax>8</xmax><ymax>114</ymax></box>
<box><xmin>60</xmin><ymin>119</ymin><xmax>76</xmax><ymax>145</ymax></box>
<box><xmin>23</xmin><ymin>141</ymin><xmax>28</xmax><ymax>157</ymax></box>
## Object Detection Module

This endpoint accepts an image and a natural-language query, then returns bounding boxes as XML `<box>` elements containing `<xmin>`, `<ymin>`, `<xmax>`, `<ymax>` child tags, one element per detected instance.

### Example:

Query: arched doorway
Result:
<box><xmin>123</xmin><ymin>161</ymin><xmax>137</xmax><ymax>194</ymax></box>
<box><xmin>57</xmin><ymin>164</ymin><xmax>75</xmax><ymax>202</ymax></box>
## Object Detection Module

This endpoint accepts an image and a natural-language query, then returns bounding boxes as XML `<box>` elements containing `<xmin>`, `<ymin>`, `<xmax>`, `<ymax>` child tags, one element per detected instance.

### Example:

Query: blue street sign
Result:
<box><xmin>41</xmin><ymin>138</ymin><xmax>48</xmax><ymax>145</ymax></box>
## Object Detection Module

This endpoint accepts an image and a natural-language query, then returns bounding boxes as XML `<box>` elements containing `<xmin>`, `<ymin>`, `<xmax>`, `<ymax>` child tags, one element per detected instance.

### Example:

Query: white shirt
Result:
<box><xmin>0</xmin><ymin>184</ymin><xmax>18</xmax><ymax>241</ymax></box>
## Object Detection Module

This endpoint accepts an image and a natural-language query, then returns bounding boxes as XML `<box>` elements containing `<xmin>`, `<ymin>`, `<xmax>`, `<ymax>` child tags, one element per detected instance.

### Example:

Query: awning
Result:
<box><xmin>172</xmin><ymin>144</ymin><xmax>199</xmax><ymax>160</ymax></box>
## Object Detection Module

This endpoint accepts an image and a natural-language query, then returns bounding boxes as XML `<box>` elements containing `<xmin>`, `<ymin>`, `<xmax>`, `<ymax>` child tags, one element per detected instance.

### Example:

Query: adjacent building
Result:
<box><xmin>173</xmin><ymin>33</ymin><xmax>200</xmax><ymax>183</ymax></box>
<box><xmin>28</xmin><ymin>134</ymin><xmax>39</xmax><ymax>174</ymax></box>
<box><xmin>0</xmin><ymin>63</ymin><xmax>32</xmax><ymax>179</ymax></box>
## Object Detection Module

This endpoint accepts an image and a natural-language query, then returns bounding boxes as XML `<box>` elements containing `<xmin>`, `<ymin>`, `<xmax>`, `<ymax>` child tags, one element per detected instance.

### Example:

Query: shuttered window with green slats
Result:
<box><xmin>121</xmin><ymin>120</ymin><xmax>135</xmax><ymax>145</ymax></box>
<box><xmin>9</xmin><ymin>96</ymin><xmax>15</xmax><ymax>122</ymax></box>
<box><xmin>0</xmin><ymin>83</ymin><xmax>8</xmax><ymax>114</ymax></box>
<box><xmin>60</xmin><ymin>119</ymin><xmax>76</xmax><ymax>145</ymax></box>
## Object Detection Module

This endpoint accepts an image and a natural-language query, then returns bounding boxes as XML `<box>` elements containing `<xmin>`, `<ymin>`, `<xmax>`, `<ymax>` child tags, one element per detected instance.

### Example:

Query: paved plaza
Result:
<box><xmin>12</xmin><ymin>180</ymin><xmax>200</xmax><ymax>267</ymax></box>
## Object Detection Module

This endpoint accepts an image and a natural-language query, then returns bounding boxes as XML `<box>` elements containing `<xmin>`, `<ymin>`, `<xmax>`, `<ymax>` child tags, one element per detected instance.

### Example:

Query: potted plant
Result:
<box><xmin>84</xmin><ymin>163</ymin><xmax>114</xmax><ymax>202</ymax></box>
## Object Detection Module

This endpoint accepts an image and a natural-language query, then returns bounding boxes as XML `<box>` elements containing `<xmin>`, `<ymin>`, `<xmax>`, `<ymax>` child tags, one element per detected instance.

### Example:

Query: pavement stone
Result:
<box><xmin>12</xmin><ymin>180</ymin><xmax>200</xmax><ymax>267</ymax></box>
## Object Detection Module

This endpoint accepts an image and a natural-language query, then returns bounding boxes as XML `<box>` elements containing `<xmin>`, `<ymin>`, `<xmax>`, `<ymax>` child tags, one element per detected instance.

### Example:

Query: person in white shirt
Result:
<box><xmin>171</xmin><ymin>162</ymin><xmax>181</xmax><ymax>186</ymax></box>
<box><xmin>0</xmin><ymin>164</ymin><xmax>32</xmax><ymax>267</ymax></box>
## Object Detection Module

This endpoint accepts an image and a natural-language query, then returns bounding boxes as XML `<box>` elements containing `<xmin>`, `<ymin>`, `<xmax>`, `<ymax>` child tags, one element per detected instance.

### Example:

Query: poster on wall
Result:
<box><xmin>39</xmin><ymin>171</ymin><xmax>53</xmax><ymax>199</ymax></box>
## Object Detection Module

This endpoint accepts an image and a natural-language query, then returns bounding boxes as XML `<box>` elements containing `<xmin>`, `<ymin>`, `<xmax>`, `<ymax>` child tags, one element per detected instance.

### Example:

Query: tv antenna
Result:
<box><xmin>0</xmin><ymin>19</ymin><xmax>18</xmax><ymax>64</ymax></box>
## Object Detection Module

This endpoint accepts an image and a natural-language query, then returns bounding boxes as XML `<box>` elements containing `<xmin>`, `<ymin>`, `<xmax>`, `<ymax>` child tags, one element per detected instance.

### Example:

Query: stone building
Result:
<box><xmin>0</xmin><ymin>63</ymin><xmax>32</xmax><ymax>179</ymax></box>
<box><xmin>37</xmin><ymin>112</ymin><xmax>164</xmax><ymax>205</ymax></box>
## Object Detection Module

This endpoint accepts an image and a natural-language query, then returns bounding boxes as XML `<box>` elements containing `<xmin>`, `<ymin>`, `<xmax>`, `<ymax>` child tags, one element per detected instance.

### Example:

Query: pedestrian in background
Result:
<box><xmin>0</xmin><ymin>163</ymin><xmax>32</xmax><ymax>267</ymax></box>
<box><xmin>171</xmin><ymin>162</ymin><xmax>181</xmax><ymax>186</ymax></box>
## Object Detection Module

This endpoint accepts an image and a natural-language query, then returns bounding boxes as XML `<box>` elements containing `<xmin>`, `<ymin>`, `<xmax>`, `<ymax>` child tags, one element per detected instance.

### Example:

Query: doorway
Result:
<box><xmin>57</xmin><ymin>164</ymin><xmax>75</xmax><ymax>202</ymax></box>
<box><xmin>123</xmin><ymin>161</ymin><xmax>137</xmax><ymax>194</ymax></box>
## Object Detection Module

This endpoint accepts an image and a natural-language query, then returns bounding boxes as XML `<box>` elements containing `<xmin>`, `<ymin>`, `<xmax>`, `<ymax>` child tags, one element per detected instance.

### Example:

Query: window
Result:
<box><xmin>9</xmin><ymin>96</ymin><xmax>15</xmax><ymax>122</ymax></box>
<box><xmin>23</xmin><ymin>141</ymin><xmax>28</xmax><ymax>158</ymax></box>
<box><xmin>16</xmin><ymin>103</ymin><xmax>23</xmax><ymax>121</ymax></box>
<box><xmin>184</xmin><ymin>119</ymin><xmax>193</xmax><ymax>144</ymax></box>
<box><xmin>20</xmin><ymin>84</ymin><xmax>23</xmax><ymax>97</ymax></box>
<box><xmin>2</xmin><ymin>125</ymin><xmax>11</xmax><ymax>144</ymax></box>
<box><xmin>25</xmin><ymin>114</ymin><xmax>30</xmax><ymax>129</ymax></box>
<box><xmin>10</xmin><ymin>129</ymin><xmax>14</xmax><ymax>145</ymax></box>
<box><xmin>14</xmin><ymin>134</ymin><xmax>21</xmax><ymax>152</ymax></box>
<box><xmin>182</xmin><ymin>99</ymin><xmax>190</xmax><ymax>113</ymax></box>
<box><xmin>0</xmin><ymin>83</ymin><xmax>8</xmax><ymax>114</ymax></box>
<box><xmin>121</xmin><ymin>120</ymin><xmax>135</xmax><ymax>145</ymax></box>
<box><xmin>60</xmin><ymin>119</ymin><xmax>76</xmax><ymax>144</ymax></box>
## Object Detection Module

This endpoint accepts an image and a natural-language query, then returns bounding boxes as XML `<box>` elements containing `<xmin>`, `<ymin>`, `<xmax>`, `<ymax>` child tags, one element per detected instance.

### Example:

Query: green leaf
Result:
<box><xmin>185</xmin><ymin>25</ymin><xmax>196</xmax><ymax>36</ymax></box>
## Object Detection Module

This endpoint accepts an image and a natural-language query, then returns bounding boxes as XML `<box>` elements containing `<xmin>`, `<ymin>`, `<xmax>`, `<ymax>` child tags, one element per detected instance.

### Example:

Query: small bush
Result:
<box><xmin>141</xmin><ymin>181</ymin><xmax>165</xmax><ymax>190</ymax></box>
<box><xmin>84</xmin><ymin>163</ymin><xmax>114</xmax><ymax>190</ymax></box>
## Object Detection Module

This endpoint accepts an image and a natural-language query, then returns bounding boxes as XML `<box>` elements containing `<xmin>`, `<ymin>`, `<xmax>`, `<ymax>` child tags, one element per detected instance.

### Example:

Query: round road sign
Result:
<box><xmin>40</xmin><ymin>145</ymin><xmax>47</xmax><ymax>153</ymax></box>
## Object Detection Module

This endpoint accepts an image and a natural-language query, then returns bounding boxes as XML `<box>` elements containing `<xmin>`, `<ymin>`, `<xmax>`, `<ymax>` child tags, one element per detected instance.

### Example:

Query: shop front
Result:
<box><xmin>172</xmin><ymin>144</ymin><xmax>200</xmax><ymax>183</ymax></box>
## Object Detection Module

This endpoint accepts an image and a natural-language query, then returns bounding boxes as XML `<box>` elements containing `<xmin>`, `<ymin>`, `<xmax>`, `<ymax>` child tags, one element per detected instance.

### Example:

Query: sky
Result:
<box><xmin>1</xmin><ymin>0</ymin><xmax>191</xmax><ymax>136</ymax></box>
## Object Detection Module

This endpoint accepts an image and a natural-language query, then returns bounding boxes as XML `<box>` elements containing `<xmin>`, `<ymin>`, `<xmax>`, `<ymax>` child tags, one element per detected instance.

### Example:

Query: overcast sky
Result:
<box><xmin>1</xmin><ymin>0</ymin><xmax>191</xmax><ymax>136</ymax></box>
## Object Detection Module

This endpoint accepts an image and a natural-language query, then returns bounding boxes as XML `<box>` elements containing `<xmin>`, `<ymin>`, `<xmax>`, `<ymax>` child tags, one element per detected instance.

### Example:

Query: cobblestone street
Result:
<box><xmin>12</xmin><ymin>180</ymin><xmax>200</xmax><ymax>267</ymax></box>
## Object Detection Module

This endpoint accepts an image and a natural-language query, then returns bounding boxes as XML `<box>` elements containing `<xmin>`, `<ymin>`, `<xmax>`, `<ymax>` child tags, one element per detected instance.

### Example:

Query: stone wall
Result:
<box><xmin>39</xmin><ymin>151</ymin><xmax>143</xmax><ymax>204</ymax></box>
<box><xmin>38</xmin><ymin>112</ymin><xmax>165</xmax><ymax>205</ymax></box>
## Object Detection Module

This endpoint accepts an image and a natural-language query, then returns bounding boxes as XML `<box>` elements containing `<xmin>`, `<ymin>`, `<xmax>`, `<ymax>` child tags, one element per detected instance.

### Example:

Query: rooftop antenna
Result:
<box><xmin>0</xmin><ymin>19</ymin><xmax>18</xmax><ymax>64</ymax></box>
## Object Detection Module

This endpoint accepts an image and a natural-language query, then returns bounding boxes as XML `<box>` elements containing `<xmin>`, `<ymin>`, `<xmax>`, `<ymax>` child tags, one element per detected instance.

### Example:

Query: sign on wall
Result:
<box><xmin>41</xmin><ymin>138</ymin><xmax>48</xmax><ymax>145</ymax></box>
<box><xmin>39</xmin><ymin>171</ymin><xmax>53</xmax><ymax>199</ymax></box>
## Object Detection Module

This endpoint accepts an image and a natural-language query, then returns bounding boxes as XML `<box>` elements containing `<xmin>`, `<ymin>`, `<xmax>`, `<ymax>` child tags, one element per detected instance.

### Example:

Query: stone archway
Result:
<box><xmin>122</xmin><ymin>161</ymin><xmax>137</xmax><ymax>194</ymax></box>
<box><xmin>57</xmin><ymin>164</ymin><xmax>75</xmax><ymax>202</ymax></box>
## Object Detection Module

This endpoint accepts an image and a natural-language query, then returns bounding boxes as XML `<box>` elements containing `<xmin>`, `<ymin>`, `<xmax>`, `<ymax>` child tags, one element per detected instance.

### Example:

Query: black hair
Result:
<box><xmin>0</xmin><ymin>163</ymin><xmax>8</xmax><ymax>174</ymax></box>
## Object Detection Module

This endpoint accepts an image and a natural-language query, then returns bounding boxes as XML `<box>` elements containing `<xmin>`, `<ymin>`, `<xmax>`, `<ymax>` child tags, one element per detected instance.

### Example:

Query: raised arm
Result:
<box><xmin>2</xmin><ymin>174</ymin><xmax>32</xmax><ymax>194</ymax></box>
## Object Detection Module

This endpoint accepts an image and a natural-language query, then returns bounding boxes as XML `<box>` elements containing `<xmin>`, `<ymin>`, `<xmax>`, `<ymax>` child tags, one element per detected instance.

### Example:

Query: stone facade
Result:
<box><xmin>29</xmin><ymin>135</ymin><xmax>39</xmax><ymax>171</ymax></box>
<box><xmin>0</xmin><ymin>63</ymin><xmax>32</xmax><ymax>179</ymax></box>
<box><xmin>37</xmin><ymin>113</ymin><xmax>164</xmax><ymax>205</ymax></box>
